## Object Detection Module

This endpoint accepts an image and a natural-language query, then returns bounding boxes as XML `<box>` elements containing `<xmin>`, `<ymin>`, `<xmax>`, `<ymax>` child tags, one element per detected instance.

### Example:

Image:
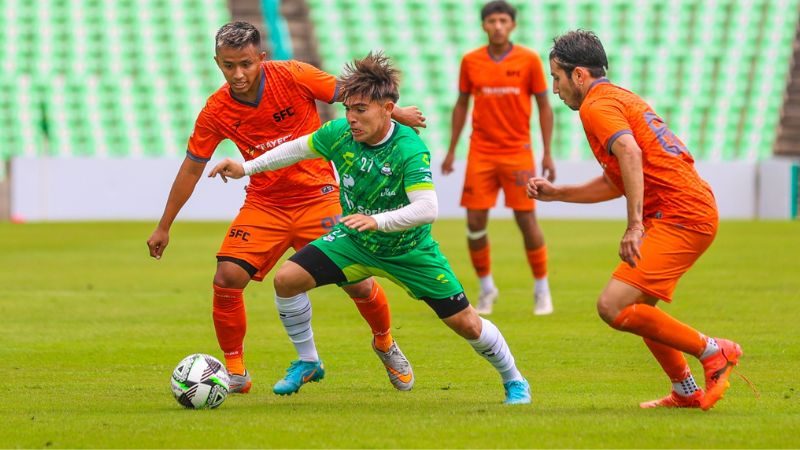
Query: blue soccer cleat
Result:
<box><xmin>503</xmin><ymin>378</ymin><xmax>532</xmax><ymax>405</ymax></box>
<box><xmin>273</xmin><ymin>360</ymin><xmax>325</xmax><ymax>395</ymax></box>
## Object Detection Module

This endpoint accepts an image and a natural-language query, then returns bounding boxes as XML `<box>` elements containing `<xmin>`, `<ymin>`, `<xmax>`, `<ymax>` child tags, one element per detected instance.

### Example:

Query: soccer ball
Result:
<box><xmin>170</xmin><ymin>353</ymin><xmax>230</xmax><ymax>409</ymax></box>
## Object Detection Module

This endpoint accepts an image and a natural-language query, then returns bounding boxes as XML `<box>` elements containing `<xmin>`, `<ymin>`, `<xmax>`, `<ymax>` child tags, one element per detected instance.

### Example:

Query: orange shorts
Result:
<box><xmin>460</xmin><ymin>150</ymin><xmax>536</xmax><ymax>211</ymax></box>
<box><xmin>612</xmin><ymin>220</ymin><xmax>717</xmax><ymax>302</ymax></box>
<box><xmin>217</xmin><ymin>193</ymin><xmax>342</xmax><ymax>281</ymax></box>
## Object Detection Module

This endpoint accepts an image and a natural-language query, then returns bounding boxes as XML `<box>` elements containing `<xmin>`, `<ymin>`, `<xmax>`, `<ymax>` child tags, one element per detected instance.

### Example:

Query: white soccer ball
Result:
<box><xmin>170</xmin><ymin>353</ymin><xmax>230</xmax><ymax>409</ymax></box>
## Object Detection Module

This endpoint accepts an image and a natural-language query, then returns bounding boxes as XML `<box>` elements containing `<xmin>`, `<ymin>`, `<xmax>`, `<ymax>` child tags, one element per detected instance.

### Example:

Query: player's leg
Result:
<box><xmin>213</xmin><ymin>202</ymin><xmax>293</xmax><ymax>393</ymax></box>
<box><xmin>461</xmin><ymin>151</ymin><xmax>501</xmax><ymax>314</ymax></box>
<box><xmin>290</xmin><ymin>198</ymin><xmax>396</xmax><ymax>354</ymax></box>
<box><xmin>512</xmin><ymin>209</ymin><xmax>552</xmax><ymax>315</ymax></box>
<box><xmin>598</xmin><ymin>221</ymin><xmax>741</xmax><ymax>410</ymax></box>
<box><xmin>502</xmin><ymin>151</ymin><xmax>552</xmax><ymax>315</ymax></box>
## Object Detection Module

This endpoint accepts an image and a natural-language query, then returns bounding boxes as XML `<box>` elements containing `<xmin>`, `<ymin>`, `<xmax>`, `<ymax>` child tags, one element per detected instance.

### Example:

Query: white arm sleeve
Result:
<box><xmin>242</xmin><ymin>134</ymin><xmax>317</xmax><ymax>176</ymax></box>
<box><xmin>372</xmin><ymin>189</ymin><xmax>438</xmax><ymax>232</ymax></box>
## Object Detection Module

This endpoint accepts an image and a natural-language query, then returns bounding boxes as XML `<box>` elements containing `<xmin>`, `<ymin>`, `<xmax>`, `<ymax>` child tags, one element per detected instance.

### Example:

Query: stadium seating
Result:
<box><xmin>0</xmin><ymin>0</ymin><xmax>235</xmax><ymax>162</ymax></box>
<box><xmin>306</xmin><ymin>0</ymin><xmax>800</xmax><ymax>162</ymax></box>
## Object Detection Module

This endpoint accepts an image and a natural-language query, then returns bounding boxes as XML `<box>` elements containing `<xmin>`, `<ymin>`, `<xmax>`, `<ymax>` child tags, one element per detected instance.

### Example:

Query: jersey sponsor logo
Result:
<box><xmin>321</xmin><ymin>185</ymin><xmax>335</xmax><ymax>195</ymax></box>
<box><xmin>380</xmin><ymin>188</ymin><xmax>396</xmax><ymax>197</ymax></box>
<box><xmin>380</xmin><ymin>163</ymin><xmax>393</xmax><ymax>176</ymax></box>
<box><xmin>272</xmin><ymin>106</ymin><xmax>295</xmax><ymax>122</ymax></box>
<box><xmin>480</xmin><ymin>86</ymin><xmax>521</xmax><ymax>96</ymax></box>
<box><xmin>320</xmin><ymin>215</ymin><xmax>341</xmax><ymax>230</ymax></box>
<box><xmin>506</xmin><ymin>70</ymin><xmax>521</xmax><ymax>77</ymax></box>
<box><xmin>246</xmin><ymin>135</ymin><xmax>292</xmax><ymax>157</ymax></box>
<box><xmin>355</xmin><ymin>204</ymin><xmax>404</xmax><ymax>215</ymax></box>
<box><xmin>228</xmin><ymin>228</ymin><xmax>251</xmax><ymax>241</ymax></box>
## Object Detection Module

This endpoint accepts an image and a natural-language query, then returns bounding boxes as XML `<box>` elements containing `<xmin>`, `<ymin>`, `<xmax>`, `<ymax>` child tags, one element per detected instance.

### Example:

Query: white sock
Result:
<box><xmin>699</xmin><ymin>336</ymin><xmax>719</xmax><ymax>360</ymax></box>
<box><xmin>275</xmin><ymin>292</ymin><xmax>318</xmax><ymax>362</ymax></box>
<box><xmin>467</xmin><ymin>318</ymin><xmax>523</xmax><ymax>383</ymax></box>
<box><xmin>479</xmin><ymin>275</ymin><xmax>496</xmax><ymax>293</ymax></box>
<box><xmin>672</xmin><ymin>374</ymin><xmax>700</xmax><ymax>397</ymax></box>
<box><xmin>534</xmin><ymin>276</ymin><xmax>549</xmax><ymax>296</ymax></box>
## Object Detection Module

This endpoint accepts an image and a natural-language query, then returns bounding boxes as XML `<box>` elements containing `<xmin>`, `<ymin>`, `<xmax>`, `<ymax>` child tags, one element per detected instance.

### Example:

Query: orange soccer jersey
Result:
<box><xmin>579</xmin><ymin>79</ymin><xmax>719</xmax><ymax>301</ymax></box>
<box><xmin>459</xmin><ymin>44</ymin><xmax>548</xmax><ymax>154</ymax></box>
<box><xmin>579</xmin><ymin>79</ymin><xmax>718</xmax><ymax>231</ymax></box>
<box><xmin>187</xmin><ymin>60</ymin><xmax>339</xmax><ymax>207</ymax></box>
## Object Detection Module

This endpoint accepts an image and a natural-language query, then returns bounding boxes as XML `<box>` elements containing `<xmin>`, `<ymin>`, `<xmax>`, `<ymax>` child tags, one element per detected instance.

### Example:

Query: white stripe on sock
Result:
<box><xmin>275</xmin><ymin>292</ymin><xmax>318</xmax><ymax>361</ymax></box>
<box><xmin>467</xmin><ymin>318</ymin><xmax>523</xmax><ymax>383</ymax></box>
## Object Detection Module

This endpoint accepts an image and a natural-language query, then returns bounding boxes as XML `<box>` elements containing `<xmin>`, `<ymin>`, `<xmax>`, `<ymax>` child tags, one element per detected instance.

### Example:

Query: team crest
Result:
<box><xmin>380</xmin><ymin>163</ymin><xmax>393</xmax><ymax>176</ymax></box>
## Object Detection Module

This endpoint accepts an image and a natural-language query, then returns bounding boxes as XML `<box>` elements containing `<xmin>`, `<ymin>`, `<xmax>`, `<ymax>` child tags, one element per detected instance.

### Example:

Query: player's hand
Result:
<box><xmin>541</xmin><ymin>154</ymin><xmax>556</xmax><ymax>182</ymax></box>
<box><xmin>208</xmin><ymin>158</ymin><xmax>245</xmax><ymax>183</ymax></box>
<box><xmin>526</xmin><ymin>177</ymin><xmax>559</xmax><ymax>201</ymax></box>
<box><xmin>341</xmin><ymin>214</ymin><xmax>378</xmax><ymax>232</ymax></box>
<box><xmin>147</xmin><ymin>228</ymin><xmax>170</xmax><ymax>260</ymax></box>
<box><xmin>393</xmin><ymin>105</ymin><xmax>427</xmax><ymax>131</ymax></box>
<box><xmin>619</xmin><ymin>227</ymin><xmax>644</xmax><ymax>268</ymax></box>
<box><xmin>441</xmin><ymin>152</ymin><xmax>456</xmax><ymax>175</ymax></box>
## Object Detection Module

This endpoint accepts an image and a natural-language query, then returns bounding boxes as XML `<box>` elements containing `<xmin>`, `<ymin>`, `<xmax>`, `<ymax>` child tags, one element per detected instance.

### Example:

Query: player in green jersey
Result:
<box><xmin>209</xmin><ymin>52</ymin><xmax>531</xmax><ymax>404</ymax></box>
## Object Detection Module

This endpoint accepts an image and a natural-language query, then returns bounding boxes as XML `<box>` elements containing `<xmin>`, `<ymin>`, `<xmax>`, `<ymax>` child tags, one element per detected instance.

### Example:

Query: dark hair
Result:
<box><xmin>550</xmin><ymin>30</ymin><xmax>608</xmax><ymax>78</ymax></box>
<box><xmin>481</xmin><ymin>0</ymin><xmax>516</xmax><ymax>21</ymax></box>
<box><xmin>215</xmin><ymin>21</ymin><xmax>261</xmax><ymax>52</ymax></box>
<box><xmin>338</xmin><ymin>51</ymin><xmax>400</xmax><ymax>103</ymax></box>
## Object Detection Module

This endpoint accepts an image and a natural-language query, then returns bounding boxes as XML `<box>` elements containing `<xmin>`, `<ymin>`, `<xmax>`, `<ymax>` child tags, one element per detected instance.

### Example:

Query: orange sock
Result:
<box><xmin>643</xmin><ymin>337</ymin><xmax>691</xmax><ymax>382</ymax></box>
<box><xmin>212</xmin><ymin>284</ymin><xmax>247</xmax><ymax>375</ymax></box>
<box><xmin>525</xmin><ymin>245</ymin><xmax>548</xmax><ymax>279</ymax></box>
<box><xmin>469</xmin><ymin>244</ymin><xmax>491</xmax><ymax>277</ymax></box>
<box><xmin>612</xmin><ymin>304</ymin><xmax>706</xmax><ymax>357</ymax></box>
<box><xmin>352</xmin><ymin>281</ymin><xmax>393</xmax><ymax>352</ymax></box>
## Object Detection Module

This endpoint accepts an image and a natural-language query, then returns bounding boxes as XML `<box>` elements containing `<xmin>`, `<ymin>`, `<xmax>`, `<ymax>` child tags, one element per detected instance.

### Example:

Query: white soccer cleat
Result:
<box><xmin>534</xmin><ymin>291</ymin><xmax>553</xmax><ymax>315</ymax></box>
<box><xmin>475</xmin><ymin>288</ymin><xmax>499</xmax><ymax>315</ymax></box>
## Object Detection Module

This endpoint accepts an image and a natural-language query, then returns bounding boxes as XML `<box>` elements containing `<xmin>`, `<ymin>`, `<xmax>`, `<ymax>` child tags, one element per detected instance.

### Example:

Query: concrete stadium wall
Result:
<box><xmin>8</xmin><ymin>156</ymin><xmax>799</xmax><ymax>222</ymax></box>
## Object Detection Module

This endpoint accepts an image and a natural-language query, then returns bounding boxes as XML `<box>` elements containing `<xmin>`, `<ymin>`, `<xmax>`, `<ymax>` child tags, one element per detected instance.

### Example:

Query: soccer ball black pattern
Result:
<box><xmin>170</xmin><ymin>353</ymin><xmax>230</xmax><ymax>409</ymax></box>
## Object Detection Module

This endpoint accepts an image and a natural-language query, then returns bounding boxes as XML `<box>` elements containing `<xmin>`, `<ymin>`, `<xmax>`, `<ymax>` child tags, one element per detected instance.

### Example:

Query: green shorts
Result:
<box><xmin>307</xmin><ymin>230</ymin><xmax>464</xmax><ymax>300</ymax></box>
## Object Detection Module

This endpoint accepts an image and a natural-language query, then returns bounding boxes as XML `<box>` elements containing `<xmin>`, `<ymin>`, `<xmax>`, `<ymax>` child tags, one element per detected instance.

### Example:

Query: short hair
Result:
<box><xmin>481</xmin><ymin>0</ymin><xmax>516</xmax><ymax>21</ymax></box>
<box><xmin>215</xmin><ymin>21</ymin><xmax>261</xmax><ymax>52</ymax></box>
<box><xmin>338</xmin><ymin>51</ymin><xmax>400</xmax><ymax>104</ymax></box>
<box><xmin>550</xmin><ymin>30</ymin><xmax>608</xmax><ymax>78</ymax></box>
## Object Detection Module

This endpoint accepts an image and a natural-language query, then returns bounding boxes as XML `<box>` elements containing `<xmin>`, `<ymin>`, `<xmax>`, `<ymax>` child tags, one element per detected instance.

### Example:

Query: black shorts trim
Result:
<box><xmin>288</xmin><ymin>244</ymin><xmax>347</xmax><ymax>287</ymax></box>
<box><xmin>217</xmin><ymin>256</ymin><xmax>258</xmax><ymax>278</ymax></box>
<box><xmin>422</xmin><ymin>292</ymin><xmax>470</xmax><ymax>319</ymax></box>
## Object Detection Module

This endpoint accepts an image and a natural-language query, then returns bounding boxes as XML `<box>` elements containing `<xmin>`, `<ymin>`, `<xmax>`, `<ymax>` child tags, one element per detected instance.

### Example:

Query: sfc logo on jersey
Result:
<box><xmin>380</xmin><ymin>163</ymin><xmax>393</xmax><ymax>176</ymax></box>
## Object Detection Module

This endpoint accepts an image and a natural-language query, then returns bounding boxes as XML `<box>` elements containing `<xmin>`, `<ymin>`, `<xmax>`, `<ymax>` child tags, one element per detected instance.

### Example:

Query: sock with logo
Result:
<box><xmin>212</xmin><ymin>284</ymin><xmax>247</xmax><ymax>375</ymax></box>
<box><xmin>467</xmin><ymin>318</ymin><xmax>523</xmax><ymax>383</ymax></box>
<box><xmin>275</xmin><ymin>292</ymin><xmax>318</xmax><ymax>362</ymax></box>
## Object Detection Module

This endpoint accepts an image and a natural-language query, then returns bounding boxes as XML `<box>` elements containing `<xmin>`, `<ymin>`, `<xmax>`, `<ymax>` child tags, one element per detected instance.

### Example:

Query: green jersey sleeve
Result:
<box><xmin>402</xmin><ymin>141</ymin><xmax>435</xmax><ymax>193</ymax></box>
<box><xmin>309</xmin><ymin>118</ymin><xmax>350</xmax><ymax>160</ymax></box>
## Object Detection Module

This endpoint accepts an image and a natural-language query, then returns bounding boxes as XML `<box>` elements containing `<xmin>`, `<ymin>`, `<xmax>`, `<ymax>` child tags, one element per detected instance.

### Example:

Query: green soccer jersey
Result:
<box><xmin>309</xmin><ymin>118</ymin><xmax>435</xmax><ymax>255</ymax></box>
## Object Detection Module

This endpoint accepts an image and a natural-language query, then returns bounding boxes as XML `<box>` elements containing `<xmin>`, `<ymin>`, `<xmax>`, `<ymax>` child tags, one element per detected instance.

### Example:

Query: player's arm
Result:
<box><xmin>147</xmin><ymin>156</ymin><xmax>207</xmax><ymax>259</ymax></box>
<box><xmin>609</xmin><ymin>133</ymin><xmax>644</xmax><ymax>268</ymax></box>
<box><xmin>208</xmin><ymin>134</ymin><xmax>316</xmax><ymax>182</ymax></box>
<box><xmin>341</xmin><ymin>189</ymin><xmax>438</xmax><ymax>232</ymax></box>
<box><xmin>535</xmin><ymin>93</ymin><xmax>556</xmax><ymax>181</ymax></box>
<box><xmin>527</xmin><ymin>173</ymin><xmax>621</xmax><ymax>203</ymax></box>
<box><xmin>442</xmin><ymin>93</ymin><xmax>470</xmax><ymax>175</ymax></box>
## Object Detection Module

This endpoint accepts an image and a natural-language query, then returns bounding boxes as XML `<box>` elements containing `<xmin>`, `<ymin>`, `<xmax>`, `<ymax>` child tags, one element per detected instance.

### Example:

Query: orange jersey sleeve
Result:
<box><xmin>288</xmin><ymin>60</ymin><xmax>337</xmax><ymax>104</ymax></box>
<box><xmin>187</xmin><ymin>99</ymin><xmax>225</xmax><ymax>162</ymax></box>
<box><xmin>528</xmin><ymin>53</ymin><xmax>548</xmax><ymax>96</ymax></box>
<box><xmin>579</xmin><ymin>80</ymin><xmax>718</xmax><ymax>229</ymax></box>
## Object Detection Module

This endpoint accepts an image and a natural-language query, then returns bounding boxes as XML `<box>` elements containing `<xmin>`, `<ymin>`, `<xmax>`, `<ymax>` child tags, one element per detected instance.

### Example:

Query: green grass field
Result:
<box><xmin>1</xmin><ymin>219</ymin><xmax>799</xmax><ymax>448</ymax></box>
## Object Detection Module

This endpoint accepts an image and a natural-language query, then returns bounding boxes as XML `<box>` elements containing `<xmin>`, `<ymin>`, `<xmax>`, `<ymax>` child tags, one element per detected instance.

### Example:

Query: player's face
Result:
<box><xmin>482</xmin><ymin>13</ymin><xmax>515</xmax><ymax>46</ymax></box>
<box><xmin>214</xmin><ymin>44</ymin><xmax>265</xmax><ymax>98</ymax></box>
<box><xmin>549</xmin><ymin>59</ymin><xmax>582</xmax><ymax>111</ymax></box>
<box><xmin>344</xmin><ymin>96</ymin><xmax>394</xmax><ymax>145</ymax></box>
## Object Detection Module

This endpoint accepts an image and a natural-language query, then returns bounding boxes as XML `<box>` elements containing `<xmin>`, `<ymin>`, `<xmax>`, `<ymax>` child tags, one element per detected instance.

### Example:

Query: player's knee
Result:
<box><xmin>596</xmin><ymin>294</ymin><xmax>619</xmax><ymax>325</ymax></box>
<box><xmin>273</xmin><ymin>266</ymin><xmax>303</xmax><ymax>298</ymax></box>
<box><xmin>342</xmin><ymin>278</ymin><xmax>373</xmax><ymax>299</ymax></box>
<box><xmin>213</xmin><ymin>268</ymin><xmax>247</xmax><ymax>289</ymax></box>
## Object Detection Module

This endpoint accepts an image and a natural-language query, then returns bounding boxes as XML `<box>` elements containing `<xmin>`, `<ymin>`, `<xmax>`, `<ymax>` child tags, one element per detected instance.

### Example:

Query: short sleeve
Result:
<box><xmin>309</xmin><ymin>119</ymin><xmax>349</xmax><ymax>160</ymax></box>
<box><xmin>402</xmin><ymin>140</ymin><xmax>435</xmax><ymax>192</ymax></box>
<box><xmin>530</xmin><ymin>54</ymin><xmax>548</xmax><ymax>96</ymax></box>
<box><xmin>186</xmin><ymin>105</ymin><xmax>224</xmax><ymax>162</ymax></box>
<box><xmin>289</xmin><ymin>60</ymin><xmax>337</xmax><ymax>104</ymax></box>
<box><xmin>458</xmin><ymin>56</ymin><xmax>472</xmax><ymax>94</ymax></box>
<box><xmin>580</xmin><ymin>99</ymin><xmax>633</xmax><ymax>154</ymax></box>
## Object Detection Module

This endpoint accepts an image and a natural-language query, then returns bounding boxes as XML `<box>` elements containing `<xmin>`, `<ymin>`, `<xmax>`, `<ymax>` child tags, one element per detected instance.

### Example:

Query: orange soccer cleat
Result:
<box><xmin>640</xmin><ymin>389</ymin><xmax>703</xmax><ymax>409</ymax></box>
<box><xmin>699</xmin><ymin>338</ymin><xmax>743</xmax><ymax>410</ymax></box>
